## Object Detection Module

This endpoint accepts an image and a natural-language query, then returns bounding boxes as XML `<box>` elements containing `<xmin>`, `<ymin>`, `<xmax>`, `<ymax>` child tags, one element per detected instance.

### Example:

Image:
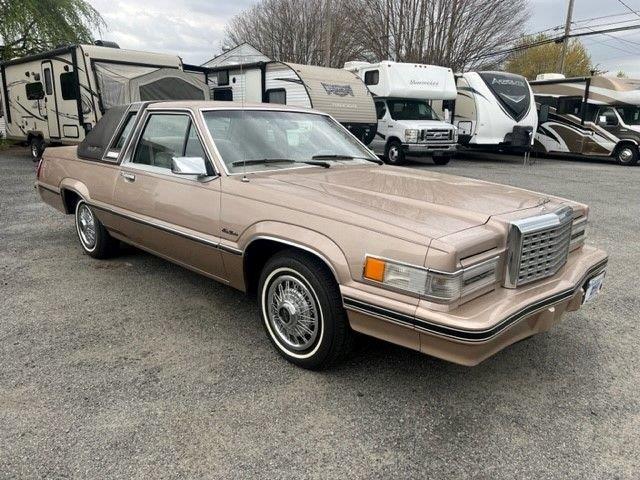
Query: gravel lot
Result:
<box><xmin>1</xmin><ymin>147</ymin><xmax>638</xmax><ymax>479</ymax></box>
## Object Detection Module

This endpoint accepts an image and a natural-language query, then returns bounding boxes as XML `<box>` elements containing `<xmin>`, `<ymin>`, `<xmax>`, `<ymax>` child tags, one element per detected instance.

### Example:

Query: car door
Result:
<box><xmin>112</xmin><ymin>109</ymin><xmax>227</xmax><ymax>281</ymax></box>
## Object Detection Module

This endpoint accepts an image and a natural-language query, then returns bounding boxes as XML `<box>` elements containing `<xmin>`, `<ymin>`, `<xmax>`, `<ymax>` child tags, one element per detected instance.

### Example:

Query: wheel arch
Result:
<box><xmin>240</xmin><ymin>227</ymin><xmax>350</xmax><ymax>296</ymax></box>
<box><xmin>59</xmin><ymin>180</ymin><xmax>90</xmax><ymax>214</ymax></box>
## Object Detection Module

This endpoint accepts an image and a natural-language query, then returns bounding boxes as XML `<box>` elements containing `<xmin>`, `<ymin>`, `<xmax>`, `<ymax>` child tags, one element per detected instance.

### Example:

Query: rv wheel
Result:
<box><xmin>432</xmin><ymin>155</ymin><xmax>451</xmax><ymax>166</ymax></box>
<box><xmin>614</xmin><ymin>144</ymin><xmax>639</xmax><ymax>166</ymax></box>
<box><xmin>29</xmin><ymin>137</ymin><xmax>44</xmax><ymax>162</ymax></box>
<box><xmin>385</xmin><ymin>140</ymin><xmax>406</xmax><ymax>165</ymax></box>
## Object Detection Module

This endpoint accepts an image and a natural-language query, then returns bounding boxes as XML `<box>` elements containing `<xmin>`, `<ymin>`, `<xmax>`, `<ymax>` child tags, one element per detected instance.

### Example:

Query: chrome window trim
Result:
<box><xmin>101</xmin><ymin>104</ymin><xmax>137</xmax><ymax>163</ymax></box>
<box><xmin>197</xmin><ymin>107</ymin><xmax>379</xmax><ymax>177</ymax></box>
<box><xmin>121</xmin><ymin>107</ymin><xmax>220</xmax><ymax>179</ymax></box>
<box><xmin>504</xmin><ymin>206</ymin><xmax>573</xmax><ymax>289</ymax></box>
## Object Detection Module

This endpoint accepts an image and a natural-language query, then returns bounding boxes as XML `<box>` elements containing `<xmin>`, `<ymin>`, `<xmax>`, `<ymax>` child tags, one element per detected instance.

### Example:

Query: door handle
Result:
<box><xmin>121</xmin><ymin>171</ymin><xmax>136</xmax><ymax>182</ymax></box>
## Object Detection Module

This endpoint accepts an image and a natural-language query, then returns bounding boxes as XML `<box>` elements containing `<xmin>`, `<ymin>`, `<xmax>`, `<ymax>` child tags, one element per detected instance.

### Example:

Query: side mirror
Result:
<box><xmin>171</xmin><ymin>156</ymin><xmax>208</xmax><ymax>177</ymax></box>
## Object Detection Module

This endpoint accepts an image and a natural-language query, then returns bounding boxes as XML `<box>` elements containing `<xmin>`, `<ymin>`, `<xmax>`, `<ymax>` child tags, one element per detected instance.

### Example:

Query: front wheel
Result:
<box><xmin>75</xmin><ymin>200</ymin><xmax>118</xmax><ymax>258</ymax></box>
<box><xmin>384</xmin><ymin>140</ymin><xmax>406</xmax><ymax>165</ymax></box>
<box><xmin>258</xmin><ymin>250</ymin><xmax>352</xmax><ymax>369</ymax></box>
<box><xmin>432</xmin><ymin>155</ymin><xmax>451</xmax><ymax>166</ymax></box>
<box><xmin>614</xmin><ymin>144</ymin><xmax>639</xmax><ymax>166</ymax></box>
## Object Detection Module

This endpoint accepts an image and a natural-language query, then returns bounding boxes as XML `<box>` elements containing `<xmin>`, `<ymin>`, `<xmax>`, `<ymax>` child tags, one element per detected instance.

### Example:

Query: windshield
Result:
<box><xmin>615</xmin><ymin>106</ymin><xmax>640</xmax><ymax>125</ymax></box>
<box><xmin>386</xmin><ymin>99</ymin><xmax>440</xmax><ymax>121</ymax></box>
<box><xmin>203</xmin><ymin>110</ymin><xmax>377</xmax><ymax>173</ymax></box>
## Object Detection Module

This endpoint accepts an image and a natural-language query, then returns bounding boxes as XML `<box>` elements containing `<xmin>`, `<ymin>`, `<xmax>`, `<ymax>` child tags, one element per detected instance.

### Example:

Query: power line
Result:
<box><xmin>616</xmin><ymin>0</ymin><xmax>640</xmax><ymax>19</ymax></box>
<box><xmin>473</xmin><ymin>23</ymin><xmax>640</xmax><ymax>60</ymax></box>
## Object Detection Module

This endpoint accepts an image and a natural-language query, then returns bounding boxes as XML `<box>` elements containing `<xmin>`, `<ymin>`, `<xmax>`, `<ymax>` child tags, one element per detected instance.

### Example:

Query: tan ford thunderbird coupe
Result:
<box><xmin>35</xmin><ymin>101</ymin><xmax>608</xmax><ymax>369</ymax></box>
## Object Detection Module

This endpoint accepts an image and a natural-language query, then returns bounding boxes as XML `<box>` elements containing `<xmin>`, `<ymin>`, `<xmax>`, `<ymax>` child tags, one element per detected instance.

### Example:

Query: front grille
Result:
<box><xmin>504</xmin><ymin>207</ymin><xmax>573</xmax><ymax>288</ymax></box>
<box><xmin>420</xmin><ymin>129</ymin><xmax>453</xmax><ymax>143</ymax></box>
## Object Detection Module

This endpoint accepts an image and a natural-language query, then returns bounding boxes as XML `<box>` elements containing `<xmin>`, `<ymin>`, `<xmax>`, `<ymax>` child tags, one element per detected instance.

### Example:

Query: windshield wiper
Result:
<box><xmin>231</xmin><ymin>158</ymin><xmax>330</xmax><ymax>168</ymax></box>
<box><xmin>231</xmin><ymin>158</ymin><xmax>297</xmax><ymax>167</ymax></box>
<box><xmin>312</xmin><ymin>154</ymin><xmax>383</xmax><ymax>165</ymax></box>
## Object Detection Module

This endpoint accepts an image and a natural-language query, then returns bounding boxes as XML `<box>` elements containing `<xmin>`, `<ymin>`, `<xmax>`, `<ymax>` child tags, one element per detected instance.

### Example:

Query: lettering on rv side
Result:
<box><xmin>321</xmin><ymin>83</ymin><xmax>354</xmax><ymax>97</ymax></box>
<box><xmin>409</xmin><ymin>80</ymin><xmax>439</xmax><ymax>87</ymax></box>
<box><xmin>491</xmin><ymin>77</ymin><xmax>527</xmax><ymax>88</ymax></box>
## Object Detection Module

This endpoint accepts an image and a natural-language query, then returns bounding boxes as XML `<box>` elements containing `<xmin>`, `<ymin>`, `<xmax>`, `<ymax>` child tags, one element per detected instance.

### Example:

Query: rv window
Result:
<box><xmin>43</xmin><ymin>69</ymin><xmax>53</xmax><ymax>95</ymax></box>
<box><xmin>217</xmin><ymin>70</ymin><xmax>230</xmax><ymax>86</ymax></box>
<box><xmin>534</xmin><ymin>95</ymin><xmax>558</xmax><ymax>108</ymax></box>
<box><xmin>266</xmin><ymin>89</ymin><xmax>286</xmax><ymax>105</ymax></box>
<box><xmin>364</xmin><ymin>70</ymin><xmax>379</xmax><ymax>86</ymax></box>
<box><xmin>25</xmin><ymin>82</ymin><xmax>44</xmax><ymax>100</ymax></box>
<box><xmin>213</xmin><ymin>88</ymin><xmax>233</xmax><ymax>101</ymax></box>
<box><xmin>375</xmin><ymin>101</ymin><xmax>387</xmax><ymax>119</ymax></box>
<box><xmin>556</xmin><ymin>96</ymin><xmax>583</xmax><ymax>116</ymax></box>
<box><xmin>60</xmin><ymin>72</ymin><xmax>79</xmax><ymax>100</ymax></box>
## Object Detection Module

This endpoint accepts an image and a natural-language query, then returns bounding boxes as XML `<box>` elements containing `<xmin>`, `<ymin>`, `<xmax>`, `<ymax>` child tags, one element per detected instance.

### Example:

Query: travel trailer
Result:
<box><xmin>346</xmin><ymin>61</ymin><xmax>458</xmax><ymax>165</ymax></box>
<box><xmin>434</xmin><ymin>71</ymin><xmax>537</xmax><ymax>154</ymax></box>
<box><xmin>204</xmin><ymin>61</ymin><xmax>377</xmax><ymax>144</ymax></box>
<box><xmin>0</xmin><ymin>43</ymin><xmax>210</xmax><ymax>160</ymax></box>
<box><xmin>530</xmin><ymin>74</ymin><xmax>640</xmax><ymax>165</ymax></box>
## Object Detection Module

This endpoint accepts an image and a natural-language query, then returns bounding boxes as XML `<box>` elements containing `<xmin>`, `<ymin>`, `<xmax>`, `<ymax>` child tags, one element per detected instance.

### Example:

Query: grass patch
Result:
<box><xmin>0</xmin><ymin>137</ymin><xmax>16</xmax><ymax>150</ymax></box>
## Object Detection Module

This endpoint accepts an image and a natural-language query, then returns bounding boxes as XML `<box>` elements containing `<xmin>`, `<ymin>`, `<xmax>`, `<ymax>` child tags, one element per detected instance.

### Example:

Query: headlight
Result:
<box><xmin>404</xmin><ymin>129</ymin><xmax>419</xmax><ymax>143</ymax></box>
<box><xmin>363</xmin><ymin>256</ymin><xmax>498</xmax><ymax>302</ymax></box>
<box><xmin>453</xmin><ymin>128</ymin><xmax>458</xmax><ymax>141</ymax></box>
<box><xmin>570</xmin><ymin>215</ymin><xmax>587</xmax><ymax>250</ymax></box>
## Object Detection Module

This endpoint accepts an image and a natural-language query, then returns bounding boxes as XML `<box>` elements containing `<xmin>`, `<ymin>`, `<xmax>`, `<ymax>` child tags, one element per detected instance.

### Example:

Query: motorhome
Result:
<box><xmin>530</xmin><ymin>74</ymin><xmax>640</xmax><ymax>165</ymax></box>
<box><xmin>0</xmin><ymin>42</ymin><xmax>210</xmax><ymax>160</ymax></box>
<box><xmin>204</xmin><ymin>61</ymin><xmax>378</xmax><ymax>144</ymax></box>
<box><xmin>345</xmin><ymin>61</ymin><xmax>458</xmax><ymax>165</ymax></box>
<box><xmin>434</xmin><ymin>71</ymin><xmax>537</xmax><ymax>154</ymax></box>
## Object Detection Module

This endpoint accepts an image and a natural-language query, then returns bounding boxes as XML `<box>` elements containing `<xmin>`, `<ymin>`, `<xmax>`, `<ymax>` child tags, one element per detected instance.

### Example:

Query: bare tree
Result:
<box><xmin>353</xmin><ymin>0</ymin><xmax>529</xmax><ymax>70</ymax></box>
<box><xmin>224</xmin><ymin>0</ymin><xmax>528</xmax><ymax>70</ymax></box>
<box><xmin>225</xmin><ymin>0</ymin><xmax>364</xmax><ymax>67</ymax></box>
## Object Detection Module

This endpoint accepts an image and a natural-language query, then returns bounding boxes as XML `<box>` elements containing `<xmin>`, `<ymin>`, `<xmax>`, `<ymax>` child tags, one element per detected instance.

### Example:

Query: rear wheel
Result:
<box><xmin>75</xmin><ymin>200</ymin><xmax>118</xmax><ymax>259</ymax></box>
<box><xmin>384</xmin><ymin>140</ymin><xmax>406</xmax><ymax>165</ymax></box>
<box><xmin>614</xmin><ymin>144</ymin><xmax>639</xmax><ymax>166</ymax></box>
<box><xmin>257</xmin><ymin>250</ymin><xmax>352</xmax><ymax>369</ymax></box>
<box><xmin>29</xmin><ymin>137</ymin><xmax>44</xmax><ymax>162</ymax></box>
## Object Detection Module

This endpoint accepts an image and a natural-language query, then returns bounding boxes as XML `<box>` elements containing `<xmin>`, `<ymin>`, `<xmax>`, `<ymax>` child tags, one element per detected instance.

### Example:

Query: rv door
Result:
<box><xmin>41</xmin><ymin>61</ymin><xmax>60</xmax><ymax>139</ymax></box>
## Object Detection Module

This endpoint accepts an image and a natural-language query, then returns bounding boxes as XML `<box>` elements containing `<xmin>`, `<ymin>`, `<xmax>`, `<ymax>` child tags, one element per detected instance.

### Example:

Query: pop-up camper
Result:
<box><xmin>0</xmin><ymin>43</ymin><xmax>210</xmax><ymax>160</ymax></box>
<box><xmin>345</xmin><ymin>61</ymin><xmax>458</xmax><ymax>165</ymax></box>
<box><xmin>530</xmin><ymin>74</ymin><xmax>640</xmax><ymax>165</ymax></box>
<box><xmin>435</xmin><ymin>71</ymin><xmax>537</xmax><ymax>154</ymax></box>
<box><xmin>204</xmin><ymin>61</ymin><xmax>378</xmax><ymax>145</ymax></box>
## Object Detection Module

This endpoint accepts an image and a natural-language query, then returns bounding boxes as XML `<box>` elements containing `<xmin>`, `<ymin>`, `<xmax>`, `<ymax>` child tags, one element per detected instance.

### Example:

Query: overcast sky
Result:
<box><xmin>88</xmin><ymin>0</ymin><xmax>640</xmax><ymax>75</ymax></box>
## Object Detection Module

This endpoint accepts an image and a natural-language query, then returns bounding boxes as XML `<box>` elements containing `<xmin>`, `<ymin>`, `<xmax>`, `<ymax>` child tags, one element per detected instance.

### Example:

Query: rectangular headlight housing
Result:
<box><xmin>363</xmin><ymin>256</ymin><xmax>498</xmax><ymax>303</ymax></box>
<box><xmin>404</xmin><ymin>129</ymin><xmax>419</xmax><ymax>143</ymax></box>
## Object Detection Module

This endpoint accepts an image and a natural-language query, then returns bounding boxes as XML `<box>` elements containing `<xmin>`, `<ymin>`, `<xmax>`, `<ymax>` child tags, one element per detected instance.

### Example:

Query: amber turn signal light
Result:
<box><xmin>364</xmin><ymin>257</ymin><xmax>386</xmax><ymax>282</ymax></box>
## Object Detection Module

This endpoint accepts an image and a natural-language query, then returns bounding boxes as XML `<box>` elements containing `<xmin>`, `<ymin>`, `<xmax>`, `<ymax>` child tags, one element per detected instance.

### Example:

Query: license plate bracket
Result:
<box><xmin>582</xmin><ymin>271</ymin><xmax>606</xmax><ymax>304</ymax></box>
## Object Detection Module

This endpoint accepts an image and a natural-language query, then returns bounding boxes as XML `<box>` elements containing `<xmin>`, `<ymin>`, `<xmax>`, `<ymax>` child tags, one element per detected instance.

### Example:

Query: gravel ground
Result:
<box><xmin>0</xmin><ymin>147</ymin><xmax>638</xmax><ymax>479</ymax></box>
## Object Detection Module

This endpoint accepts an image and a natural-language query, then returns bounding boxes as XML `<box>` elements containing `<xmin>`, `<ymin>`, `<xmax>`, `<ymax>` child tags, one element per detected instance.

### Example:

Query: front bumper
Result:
<box><xmin>402</xmin><ymin>143</ymin><xmax>457</xmax><ymax>155</ymax></box>
<box><xmin>341</xmin><ymin>245</ymin><xmax>608</xmax><ymax>366</ymax></box>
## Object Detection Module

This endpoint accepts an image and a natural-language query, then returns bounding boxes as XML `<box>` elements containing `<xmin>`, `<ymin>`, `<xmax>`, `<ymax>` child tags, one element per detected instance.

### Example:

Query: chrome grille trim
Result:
<box><xmin>504</xmin><ymin>206</ymin><xmax>573</xmax><ymax>288</ymax></box>
<box><xmin>420</xmin><ymin>129</ymin><xmax>454</xmax><ymax>143</ymax></box>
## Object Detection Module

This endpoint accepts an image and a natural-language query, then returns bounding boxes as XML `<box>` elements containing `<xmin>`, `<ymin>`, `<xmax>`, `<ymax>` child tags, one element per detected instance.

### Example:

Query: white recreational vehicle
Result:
<box><xmin>345</xmin><ymin>61</ymin><xmax>458</xmax><ymax>165</ymax></box>
<box><xmin>0</xmin><ymin>42</ymin><xmax>210</xmax><ymax>160</ymax></box>
<box><xmin>438</xmin><ymin>71</ymin><xmax>537</xmax><ymax>153</ymax></box>
<box><xmin>204</xmin><ymin>61</ymin><xmax>378</xmax><ymax>144</ymax></box>
<box><xmin>530</xmin><ymin>74</ymin><xmax>640</xmax><ymax>165</ymax></box>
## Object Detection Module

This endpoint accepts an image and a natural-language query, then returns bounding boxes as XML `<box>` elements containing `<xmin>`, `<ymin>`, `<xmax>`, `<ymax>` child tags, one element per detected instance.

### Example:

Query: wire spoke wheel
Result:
<box><xmin>77</xmin><ymin>203</ymin><xmax>97</xmax><ymax>249</ymax></box>
<box><xmin>267</xmin><ymin>274</ymin><xmax>320</xmax><ymax>351</ymax></box>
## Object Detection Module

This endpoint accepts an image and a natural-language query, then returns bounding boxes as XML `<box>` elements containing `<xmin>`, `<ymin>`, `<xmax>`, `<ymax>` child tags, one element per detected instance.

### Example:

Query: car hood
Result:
<box><xmin>253</xmin><ymin>165</ymin><xmax>558</xmax><ymax>240</ymax></box>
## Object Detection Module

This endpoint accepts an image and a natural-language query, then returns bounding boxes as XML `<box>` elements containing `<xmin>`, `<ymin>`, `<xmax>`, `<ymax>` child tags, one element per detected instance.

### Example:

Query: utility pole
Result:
<box><xmin>324</xmin><ymin>0</ymin><xmax>332</xmax><ymax>67</ymax></box>
<box><xmin>558</xmin><ymin>0</ymin><xmax>575</xmax><ymax>74</ymax></box>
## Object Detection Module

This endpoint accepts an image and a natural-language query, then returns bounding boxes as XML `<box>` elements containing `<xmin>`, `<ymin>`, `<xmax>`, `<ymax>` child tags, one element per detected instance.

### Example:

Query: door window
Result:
<box><xmin>43</xmin><ymin>69</ymin><xmax>53</xmax><ymax>95</ymax></box>
<box><xmin>133</xmin><ymin>114</ymin><xmax>191</xmax><ymax>169</ymax></box>
<box><xmin>60</xmin><ymin>72</ymin><xmax>79</xmax><ymax>100</ymax></box>
<box><xmin>598</xmin><ymin>107</ymin><xmax>618</xmax><ymax>126</ymax></box>
<box><xmin>375</xmin><ymin>101</ymin><xmax>387</xmax><ymax>119</ymax></box>
<box><xmin>131</xmin><ymin>113</ymin><xmax>213</xmax><ymax>174</ymax></box>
